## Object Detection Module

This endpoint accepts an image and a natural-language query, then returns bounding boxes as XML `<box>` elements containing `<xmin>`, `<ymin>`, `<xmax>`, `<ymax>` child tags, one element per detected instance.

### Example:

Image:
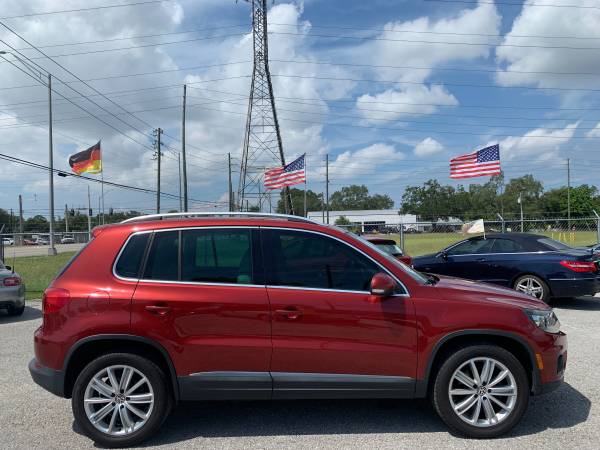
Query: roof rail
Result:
<box><xmin>121</xmin><ymin>211</ymin><xmax>320</xmax><ymax>225</ymax></box>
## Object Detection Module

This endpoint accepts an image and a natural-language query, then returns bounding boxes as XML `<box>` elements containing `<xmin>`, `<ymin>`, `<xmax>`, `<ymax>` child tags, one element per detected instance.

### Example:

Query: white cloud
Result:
<box><xmin>354</xmin><ymin>0</ymin><xmax>500</xmax><ymax>120</ymax></box>
<box><xmin>356</xmin><ymin>86</ymin><xmax>457</xmax><ymax>122</ymax></box>
<box><xmin>322</xmin><ymin>143</ymin><xmax>404</xmax><ymax>180</ymax></box>
<box><xmin>497</xmin><ymin>122</ymin><xmax>579</xmax><ymax>162</ymax></box>
<box><xmin>496</xmin><ymin>0</ymin><xmax>600</xmax><ymax>90</ymax></box>
<box><xmin>585</xmin><ymin>122</ymin><xmax>600</xmax><ymax>138</ymax></box>
<box><xmin>414</xmin><ymin>137</ymin><xmax>444</xmax><ymax>157</ymax></box>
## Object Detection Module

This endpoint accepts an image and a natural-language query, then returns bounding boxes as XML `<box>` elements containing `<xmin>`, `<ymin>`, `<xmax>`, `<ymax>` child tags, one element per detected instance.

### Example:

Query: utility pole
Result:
<box><xmin>64</xmin><ymin>204</ymin><xmax>69</xmax><ymax>233</ymax></box>
<box><xmin>48</xmin><ymin>73</ymin><xmax>57</xmax><ymax>255</ymax></box>
<box><xmin>87</xmin><ymin>186</ymin><xmax>92</xmax><ymax>242</ymax></box>
<box><xmin>181</xmin><ymin>84</ymin><xmax>188</xmax><ymax>212</ymax></box>
<box><xmin>18</xmin><ymin>195</ymin><xmax>23</xmax><ymax>245</ymax></box>
<box><xmin>567</xmin><ymin>158</ymin><xmax>571</xmax><ymax>229</ymax></box>
<box><xmin>154</xmin><ymin>128</ymin><xmax>163</xmax><ymax>214</ymax></box>
<box><xmin>177</xmin><ymin>153</ymin><xmax>183</xmax><ymax>212</ymax></box>
<box><xmin>325</xmin><ymin>154</ymin><xmax>330</xmax><ymax>224</ymax></box>
<box><xmin>228</xmin><ymin>153</ymin><xmax>234</xmax><ymax>212</ymax></box>
<box><xmin>519</xmin><ymin>192</ymin><xmax>524</xmax><ymax>233</ymax></box>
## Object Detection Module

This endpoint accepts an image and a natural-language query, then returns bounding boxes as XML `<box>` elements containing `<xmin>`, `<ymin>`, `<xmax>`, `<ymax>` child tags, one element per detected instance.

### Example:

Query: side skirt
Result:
<box><xmin>178</xmin><ymin>372</ymin><xmax>416</xmax><ymax>401</ymax></box>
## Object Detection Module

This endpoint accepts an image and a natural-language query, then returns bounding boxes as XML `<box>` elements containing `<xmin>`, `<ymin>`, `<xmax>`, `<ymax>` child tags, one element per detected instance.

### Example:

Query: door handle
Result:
<box><xmin>476</xmin><ymin>258</ymin><xmax>487</xmax><ymax>262</ymax></box>
<box><xmin>144</xmin><ymin>305</ymin><xmax>171</xmax><ymax>316</ymax></box>
<box><xmin>275</xmin><ymin>307</ymin><xmax>303</xmax><ymax>320</ymax></box>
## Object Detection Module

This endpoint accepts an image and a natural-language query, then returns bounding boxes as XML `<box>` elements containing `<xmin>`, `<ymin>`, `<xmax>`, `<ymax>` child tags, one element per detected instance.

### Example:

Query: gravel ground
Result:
<box><xmin>0</xmin><ymin>298</ymin><xmax>598</xmax><ymax>450</ymax></box>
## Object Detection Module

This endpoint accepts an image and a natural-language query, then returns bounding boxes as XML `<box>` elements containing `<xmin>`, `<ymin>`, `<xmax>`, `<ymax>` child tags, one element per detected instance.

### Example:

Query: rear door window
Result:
<box><xmin>491</xmin><ymin>238</ymin><xmax>524</xmax><ymax>253</ymax></box>
<box><xmin>143</xmin><ymin>231</ymin><xmax>179</xmax><ymax>281</ymax></box>
<box><xmin>181</xmin><ymin>229</ymin><xmax>252</xmax><ymax>284</ymax></box>
<box><xmin>115</xmin><ymin>233</ymin><xmax>150</xmax><ymax>279</ymax></box>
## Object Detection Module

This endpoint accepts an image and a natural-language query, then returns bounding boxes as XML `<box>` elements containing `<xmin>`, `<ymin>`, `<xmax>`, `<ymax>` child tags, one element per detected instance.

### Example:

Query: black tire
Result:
<box><xmin>433</xmin><ymin>345</ymin><xmax>529</xmax><ymax>438</ymax></box>
<box><xmin>7</xmin><ymin>303</ymin><xmax>25</xmax><ymax>316</ymax></box>
<box><xmin>72</xmin><ymin>353</ymin><xmax>170</xmax><ymax>448</ymax></box>
<box><xmin>513</xmin><ymin>274</ymin><xmax>551</xmax><ymax>303</ymax></box>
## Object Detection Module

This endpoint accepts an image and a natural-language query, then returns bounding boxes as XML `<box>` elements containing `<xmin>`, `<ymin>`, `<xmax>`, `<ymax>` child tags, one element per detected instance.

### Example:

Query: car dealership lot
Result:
<box><xmin>1</xmin><ymin>298</ymin><xmax>598</xmax><ymax>450</ymax></box>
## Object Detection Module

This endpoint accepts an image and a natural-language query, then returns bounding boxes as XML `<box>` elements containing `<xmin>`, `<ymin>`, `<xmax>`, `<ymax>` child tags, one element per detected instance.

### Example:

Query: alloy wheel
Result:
<box><xmin>83</xmin><ymin>365</ymin><xmax>154</xmax><ymax>436</ymax></box>
<box><xmin>448</xmin><ymin>357</ymin><xmax>518</xmax><ymax>428</ymax></box>
<box><xmin>515</xmin><ymin>277</ymin><xmax>544</xmax><ymax>299</ymax></box>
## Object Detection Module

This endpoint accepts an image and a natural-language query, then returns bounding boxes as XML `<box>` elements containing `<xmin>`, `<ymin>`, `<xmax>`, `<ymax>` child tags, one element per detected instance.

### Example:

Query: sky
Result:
<box><xmin>1</xmin><ymin>0</ymin><xmax>600</xmax><ymax>218</ymax></box>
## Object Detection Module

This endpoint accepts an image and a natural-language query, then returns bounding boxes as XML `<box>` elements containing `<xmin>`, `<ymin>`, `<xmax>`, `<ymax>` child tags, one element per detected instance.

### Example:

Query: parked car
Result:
<box><xmin>363</xmin><ymin>235</ymin><xmax>412</xmax><ymax>265</ymax></box>
<box><xmin>0</xmin><ymin>259</ymin><xmax>25</xmax><ymax>316</ymax></box>
<box><xmin>2</xmin><ymin>237</ymin><xmax>14</xmax><ymax>246</ymax></box>
<box><xmin>412</xmin><ymin>233</ymin><xmax>600</xmax><ymax>303</ymax></box>
<box><xmin>36</xmin><ymin>236</ymin><xmax>50</xmax><ymax>245</ymax></box>
<box><xmin>29</xmin><ymin>213</ymin><xmax>566</xmax><ymax>446</ymax></box>
<box><xmin>60</xmin><ymin>235</ymin><xmax>76</xmax><ymax>244</ymax></box>
<box><xmin>23</xmin><ymin>238</ymin><xmax>37</xmax><ymax>246</ymax></box>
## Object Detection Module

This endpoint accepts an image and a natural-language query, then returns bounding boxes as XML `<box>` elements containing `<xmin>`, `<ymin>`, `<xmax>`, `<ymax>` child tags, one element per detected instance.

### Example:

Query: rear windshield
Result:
<box><xmin>537</xmin><ymin>238</ymin><xmax>572</xmax><ymax>251</ymax></box>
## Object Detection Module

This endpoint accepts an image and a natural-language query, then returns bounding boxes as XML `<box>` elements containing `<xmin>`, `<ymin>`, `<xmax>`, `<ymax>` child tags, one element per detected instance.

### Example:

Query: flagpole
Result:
<box><xmin>100</xmin><ymin>140</ymin><xmax>105</xmax><ymax>224</ymax></box>
<box><xmin>303</xmin><ymin>153</ymin><xmax>307</xmax><ymax>217</ymax></box>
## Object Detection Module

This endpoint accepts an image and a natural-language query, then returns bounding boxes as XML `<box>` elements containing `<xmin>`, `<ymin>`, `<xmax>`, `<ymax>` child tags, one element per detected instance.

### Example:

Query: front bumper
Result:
<box><xmin>531</xmin><ymin>331</ymin><xmax>567</xmax><ymax>396</ymax></box>
<box><xmin>28</xmin><ymin>358</ymin><xmax>66</xmax><ymax>398</ymax></box>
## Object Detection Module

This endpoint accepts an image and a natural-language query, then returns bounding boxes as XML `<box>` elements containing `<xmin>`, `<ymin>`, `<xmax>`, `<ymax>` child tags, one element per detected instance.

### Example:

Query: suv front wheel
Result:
<box><xmin>72</xmin><ymin>353</ymin><xmax>170</xmax><ymax>447</ymax></box>
<box><xmin>433</xmin><ymin>345</ymin><xmax>529</xmax><ymax>438</ymax></box>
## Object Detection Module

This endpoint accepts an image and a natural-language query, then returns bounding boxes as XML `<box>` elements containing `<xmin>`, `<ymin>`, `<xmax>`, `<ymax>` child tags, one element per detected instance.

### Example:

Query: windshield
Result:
<box><xmin>336</xmin><ymin>228</ymin><xmax>428</xmax><ymax>284</ymax></box>
<box><xmin>537</xmin><ymin>237</ymin><xmax>572</xmax><ymax>251</ymax></box>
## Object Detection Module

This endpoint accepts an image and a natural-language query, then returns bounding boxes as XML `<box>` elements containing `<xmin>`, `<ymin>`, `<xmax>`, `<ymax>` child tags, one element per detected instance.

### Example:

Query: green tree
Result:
<box><xmin>24</xmin><ymin>215</ymin><xmax>49</xmax><ymax>233</ymax></box>
<box><xmin>400</xmin><ymin>179</ymin><xmax>457</xmax><ymax>220</ymax></box>
<box><xmin>276</xmin><ymin>188</ymin><xmax>322</xmax><ymax>216</ymax></box>
<box><xmin>542</xmin><ymin>185</ymin><xmax>600</xmax><ymax>218</ymax></box>
<box><xmin>500</xmin><ymin>175</ymin><xmax>544</xmax><ymax>217</ymax></box>
<box><xmin>329</xmin><ymin>185</ymin><xmax>393</xmax><ymax>210</ymax></box>
<box><xmin>334</xmin><ymin>215</ymin><xmax>351</xmax><ymax>226</ymax></box>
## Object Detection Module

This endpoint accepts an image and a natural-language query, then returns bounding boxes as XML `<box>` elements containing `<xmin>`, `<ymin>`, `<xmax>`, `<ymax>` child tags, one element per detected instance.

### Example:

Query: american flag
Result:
<box><xmin>450</xmin><ymin>144</ymin><xmax>501</xmax><ymax>179</ymax></box>
<box><xmin>264</xmin><ymin>154</ymin><xmax>306</xmax><ymax>190</ymax></box>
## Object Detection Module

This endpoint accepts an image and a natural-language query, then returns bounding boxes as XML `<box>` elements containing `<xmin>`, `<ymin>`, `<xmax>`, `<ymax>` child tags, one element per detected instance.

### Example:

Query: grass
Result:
<box><xmin>11</xmin><ymin>252</ymin><xmax>76</xmax><ymax>300</ymax></box>
<box><xmin>397</xmin><ymin>231</ymin><xmax>599</xmax><ymax>256</ymax></box>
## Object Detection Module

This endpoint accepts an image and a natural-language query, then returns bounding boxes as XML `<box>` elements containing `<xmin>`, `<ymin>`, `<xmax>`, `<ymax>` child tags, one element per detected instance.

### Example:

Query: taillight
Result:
<box><xmin>3</xmin><ymin>276</ymin><xmax>21</xmax><ymax>287</ymax></box>
<box><xmin>559</xmin><ymin>260</ymin><xmax>597</xmax><ymax>273</ymax></box>
<box><xmin>42</xmin><ymin>288</ymin><xmax>70</xmax><ymax>314</ymax></box>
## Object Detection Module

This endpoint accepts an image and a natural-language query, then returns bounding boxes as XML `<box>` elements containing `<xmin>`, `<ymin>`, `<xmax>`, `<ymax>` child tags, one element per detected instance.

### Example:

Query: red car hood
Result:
<box><xmin>432</xmin><ymin>275</ymin><xmax>549</xmax><ymax>310</ymax></box>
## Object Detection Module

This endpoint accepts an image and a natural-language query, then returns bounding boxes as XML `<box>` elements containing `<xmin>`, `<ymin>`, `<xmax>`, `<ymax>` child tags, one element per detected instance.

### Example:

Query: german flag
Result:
<box><xmin>69</xmin><ymin>141</ymin><xmax>102</xmax><ymax>175</ymax></box>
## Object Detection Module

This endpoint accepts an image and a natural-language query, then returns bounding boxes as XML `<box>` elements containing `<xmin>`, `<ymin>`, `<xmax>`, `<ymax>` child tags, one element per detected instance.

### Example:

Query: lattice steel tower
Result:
<box><xmin>237</xmin><ymin>0</ymin><xmax>293</xmax><ymax>213</ymax></box>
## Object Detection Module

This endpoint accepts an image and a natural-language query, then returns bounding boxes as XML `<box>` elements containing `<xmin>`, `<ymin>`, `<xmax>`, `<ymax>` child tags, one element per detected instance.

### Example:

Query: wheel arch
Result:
<box><xmin>416</xmin><ymin>330</ymin><xmax>540</xmax><ymax>398</ymax></box>
<box><xmin>511</xmin><ymin>272</ymin><xmax>553</xmax><ymax>297</ymax></box>
<box><xmin>62</xmin><ymin>334</ymin><xmax>179</xmax><ymax>403</ymax></box>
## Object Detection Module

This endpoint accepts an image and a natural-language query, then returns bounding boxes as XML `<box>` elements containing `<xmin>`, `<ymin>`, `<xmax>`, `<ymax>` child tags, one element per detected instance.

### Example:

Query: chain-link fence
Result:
<box><xmin>335</xmin><ymin>217</ymin><xmax>600</xmax><ymax>257</ymax></box>
<box><xmin>0</xmin><ymin>231</ymin><xmax>91</xmax><ymax>249</ymax></box>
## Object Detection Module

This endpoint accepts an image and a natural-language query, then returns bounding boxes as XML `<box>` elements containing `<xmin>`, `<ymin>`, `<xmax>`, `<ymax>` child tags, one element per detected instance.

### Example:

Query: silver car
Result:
<box><xmin>0</xmin><ymin>260</ymin><xmax>25</xmax><ymax>316</ymax></box>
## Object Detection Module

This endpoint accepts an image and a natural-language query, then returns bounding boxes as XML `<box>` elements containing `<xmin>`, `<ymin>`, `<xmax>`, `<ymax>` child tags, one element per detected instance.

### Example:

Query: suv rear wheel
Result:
<box><xmin>72</xmin><ymin>353</ymin><xmax>170</xmax><ymax>447</ymax></box>
<box><xmin>433</xmin><ymin>345</ymin><xmax>529</xmax><ymax>438</ymax></box>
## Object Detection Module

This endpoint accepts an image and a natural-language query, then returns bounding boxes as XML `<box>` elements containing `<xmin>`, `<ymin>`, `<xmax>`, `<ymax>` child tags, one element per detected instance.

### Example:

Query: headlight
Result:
<box><xmin>525</xmin><ymin>309</ymin><xmax>561</xmax><ymax>334</ymax></box>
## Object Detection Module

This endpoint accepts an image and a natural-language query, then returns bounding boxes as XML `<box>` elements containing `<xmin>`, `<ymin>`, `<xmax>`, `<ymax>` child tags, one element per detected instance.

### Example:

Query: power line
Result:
<box><xmin>423</xmin><ymin>0</ymin><xmax>600</xmax><ymax>11</ymax></box>
<box><xmin>0</xmin><ymin>151</ymin><xmax>224</xmax><ymax>205</ymax></box>
<box><xmin>0</xmin><ymin>0</ymin><xmax>174</xmax><ymax>20</ymax></box>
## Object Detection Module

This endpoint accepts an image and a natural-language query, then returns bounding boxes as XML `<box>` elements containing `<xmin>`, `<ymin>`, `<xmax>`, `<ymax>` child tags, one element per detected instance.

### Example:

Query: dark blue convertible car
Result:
<box><xmin>412</xmin><ymin>233</ymin><xmax>600</xmax><ymax>302</ymax></box>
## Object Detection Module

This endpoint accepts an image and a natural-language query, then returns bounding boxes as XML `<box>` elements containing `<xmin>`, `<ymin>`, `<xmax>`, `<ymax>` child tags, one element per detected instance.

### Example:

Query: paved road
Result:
<box><xmin>0</xmin><ymin>298</ymin><xmax>598</xmax><ymax>450</ymax></box>
<box><xmin>3</xmin><ymin>243</ymin><xmax>85</xmax><ymax>258</ymax></box>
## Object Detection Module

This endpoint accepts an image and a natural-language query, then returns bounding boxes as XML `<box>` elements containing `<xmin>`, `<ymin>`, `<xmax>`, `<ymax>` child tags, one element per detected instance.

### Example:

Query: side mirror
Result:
<box><xmin>5</xmin><ymin>265</ymin><xmax>11</xmax><ymax>271</ymax></box>
<box><xmin>437</xmin><ymin>251</ymin><xmax>448</xmax><ymax>260</ymax></box>
<box><xmin>370</xmin><ymin>272</ymin><xmax>396</xmax><ymax>298</ymax></box>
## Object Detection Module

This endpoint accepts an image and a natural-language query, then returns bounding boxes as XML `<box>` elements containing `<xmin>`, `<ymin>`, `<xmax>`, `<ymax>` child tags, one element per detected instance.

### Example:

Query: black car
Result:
<box><xmin>412</xmin><ymin>233</ymin><xmax>600</xmax><ymax>302</ymax></box>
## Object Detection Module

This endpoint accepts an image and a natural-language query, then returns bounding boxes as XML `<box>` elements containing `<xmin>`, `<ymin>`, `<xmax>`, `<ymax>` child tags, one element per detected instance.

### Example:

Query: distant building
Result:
<box><xmin>306</xmin><ymin>209</ymin><xmax>417</xmax><ymax>233</ymax></box>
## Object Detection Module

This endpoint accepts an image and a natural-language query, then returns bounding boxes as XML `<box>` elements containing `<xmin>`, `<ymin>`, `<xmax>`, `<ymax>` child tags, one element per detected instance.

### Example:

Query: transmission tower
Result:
<box><xmin>237</xmin><ymin>0</ymin><xmax>293</xmax><ymax>213</ymax></box>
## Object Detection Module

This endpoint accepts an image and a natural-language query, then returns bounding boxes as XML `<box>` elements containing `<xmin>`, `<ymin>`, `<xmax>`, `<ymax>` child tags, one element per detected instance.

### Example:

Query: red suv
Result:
<box><xmin>29</xmin><ymin>213</ymin><xmax>566</xmax><ymax>447</ymax></box>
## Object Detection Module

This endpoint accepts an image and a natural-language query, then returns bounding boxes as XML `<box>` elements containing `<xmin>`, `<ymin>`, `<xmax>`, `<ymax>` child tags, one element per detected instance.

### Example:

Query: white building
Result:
<box><xmin>306</xmin><ymin>209</ymin><xmax>417</xmax><ymax>232</ymax></box>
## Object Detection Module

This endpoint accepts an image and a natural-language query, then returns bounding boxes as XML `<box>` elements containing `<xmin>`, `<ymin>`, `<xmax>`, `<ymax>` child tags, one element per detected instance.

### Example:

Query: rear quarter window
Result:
<box><xmin>114</xmin><ymin>233</ymin><xmax>150</xmax><ymax>279</ymax></box>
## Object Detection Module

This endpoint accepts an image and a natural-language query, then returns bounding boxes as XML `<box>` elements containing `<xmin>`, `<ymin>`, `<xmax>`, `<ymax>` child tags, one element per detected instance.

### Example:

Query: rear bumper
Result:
<box><xmin>28</xmin><ymin>358</ymin><xmax>66</xmax><ymax>398</ymax></box>
<box><xmin>548</xmin><ymin>276</ymin><xmax>600</xmax><ymax>298</ymax></box>
<box><xmin>0</xmin><ymin>284</ymin><xmax>25</xmax><ymax>308</ymax></box>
